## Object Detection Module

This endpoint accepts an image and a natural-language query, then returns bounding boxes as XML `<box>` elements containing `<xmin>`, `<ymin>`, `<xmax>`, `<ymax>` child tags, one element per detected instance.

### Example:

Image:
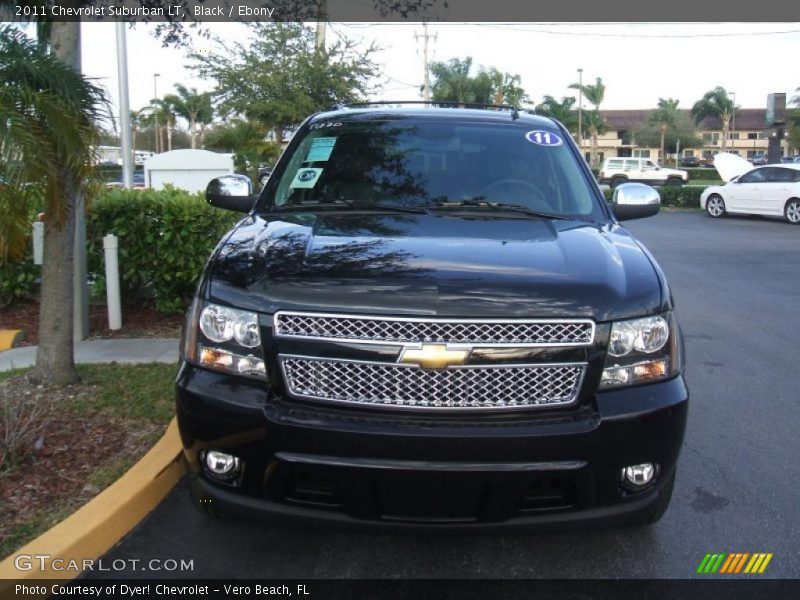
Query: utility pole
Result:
<box><xmin>415</xmin><ymin>22</ymin><xmax>436</xmax><ymax>102</ymax></box>
<box><xmin>577</xmin><ymin>68</ymin><xmax>583</xmax><ymax>155</ymax></box>
<box><xmin>116</xmin><ymin>23</ymin><xmax>133</xmax><ymax>189</ymax></box>
<box><xmin>316</xmin><ymin>0</ymin><xmax>327</xmax><ymax>51</ymax></box>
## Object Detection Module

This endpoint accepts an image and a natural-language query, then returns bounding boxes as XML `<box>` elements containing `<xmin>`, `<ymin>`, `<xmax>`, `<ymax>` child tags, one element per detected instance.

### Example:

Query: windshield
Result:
<box><xmin>262</xmin><ymin>117</ymin><xmax>604</xmax><ymax>220</ymax></box>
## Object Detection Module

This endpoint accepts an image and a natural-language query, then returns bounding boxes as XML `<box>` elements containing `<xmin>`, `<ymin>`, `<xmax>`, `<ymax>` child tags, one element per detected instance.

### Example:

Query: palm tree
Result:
<box><xmin>535</xmin><ymin>95</ymin><xmax>577</xmax><ymax>134</ymax></box>
<box><xmin>692</xmin><ymin>87</ymin><xmax>736</xmax><ymax>151</ymax></box>
<box><xmin>153</xmin><ymin>98</ymin><xmax>177</xmax><ymax>151</ymax></box>
<box><xmin>429</xmin><ymin>57</ymin><xmax>475</xmax><ymax>106</ymax></box>
<box><xmin>204</xmin><ymin>119</ymin><xmax>280</xmax><ymax>183</ymax></box>
<box><xmin>164</xmin><ymin>84</ymin><xmax>213</xmax><ymax>149</ymax></box>
<box><xmin>790</xmin><ymin>87</ymin><xmax>800</xmax><ymax>107</ymax></box>
<box><xmin>130</xmin><ymin>109</ymin><xmax>144</xmax><ymax>161</ymax></box>
<box><xmin>569</xmin><ymin>77</ymin><xmax>606</xmax><ymax>166</ymax></box>
<box><xmin>650</xmin><ymin>98</ymin><xmax>680</xmax><ymax>164</ymax></box>
<box><xmin>0</xmin><ymin>25</ymin><xmax>108</xmax><ymax>384</ymax></box>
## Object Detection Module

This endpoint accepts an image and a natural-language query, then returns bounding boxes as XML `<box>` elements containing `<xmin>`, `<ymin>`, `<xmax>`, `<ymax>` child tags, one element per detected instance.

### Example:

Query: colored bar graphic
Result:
<box><xmin>699</xmin><ymin>552</ymin><xmax>773</xmax><ymax>575</ymax></box>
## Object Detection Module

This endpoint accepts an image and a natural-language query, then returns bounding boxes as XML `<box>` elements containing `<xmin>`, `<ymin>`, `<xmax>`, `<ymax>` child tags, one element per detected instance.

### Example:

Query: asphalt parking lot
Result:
<box><xmin>93</xmin><ymin>210</ymin><xmax>799</xmax><ymax>579</ymax></box>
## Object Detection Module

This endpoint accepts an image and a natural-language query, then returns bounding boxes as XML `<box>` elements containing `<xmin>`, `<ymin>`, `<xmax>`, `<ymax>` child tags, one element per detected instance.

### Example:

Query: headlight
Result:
<box><xmin>183</xmin><ymin>300</ymin><xmax>266</xmax><ymax>379</ymax></box>
<box><xmin>608</xmin><ymin>316</ymin><xmax>669</xmax><ymax>357</ymax></box>
<box><xmin>600</xmin><ymin>313</ymin><xmax>681</xmax><ymax>389</ymax></box>
<box><xmin>199</xmin><ymin>304</ymin><xmax>260</xmax><ymax>348</ymax></box>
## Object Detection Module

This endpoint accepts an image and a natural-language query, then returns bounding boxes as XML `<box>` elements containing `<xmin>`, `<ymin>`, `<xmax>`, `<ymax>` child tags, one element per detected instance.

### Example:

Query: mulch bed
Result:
<box><xmin>0</xmin><ymin>300</ymin><xmax>183</xmax><ymax>347</ymax></box>
<box><xmin>0</xmin><ymin>374</ymin><xmax>160</xmax><ymax>555</ymax></box>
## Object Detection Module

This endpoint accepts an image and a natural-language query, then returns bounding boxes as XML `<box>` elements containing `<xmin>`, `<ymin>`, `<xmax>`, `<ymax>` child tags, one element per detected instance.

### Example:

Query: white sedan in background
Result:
<box><xmin>701</xmin><ymin>153</ymin><xmax>800</xmax><ymax>224</ymax></box>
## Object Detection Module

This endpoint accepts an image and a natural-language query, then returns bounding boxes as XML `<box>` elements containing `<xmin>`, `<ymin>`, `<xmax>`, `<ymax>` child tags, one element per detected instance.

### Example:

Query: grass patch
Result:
<box><xmin>0</xmin><ymin>362</ymin><xmax>177</xmax><ymax>560</ymax></box>
<box><xmin>70</xmin><ymin>363</ymin><xmax>177</xmax><ymax>422</ymax></box>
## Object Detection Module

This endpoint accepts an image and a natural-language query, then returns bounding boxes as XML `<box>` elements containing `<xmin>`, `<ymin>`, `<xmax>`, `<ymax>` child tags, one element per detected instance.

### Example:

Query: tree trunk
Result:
<box><xmin>190</xmin><ymin>112</ymin><xmax>198</xmax><ymax>149</ymax></box>
<box><xmin>660</xmin><ymin>126</ymin><xmax>666</xmax><ymax>164</ymax></box>
<box><xmin>590</xmin><ymin>127</ymin><xmax>599</xmax><ymax>167</ymax></box>
<box><xmin>166</xmin><ymin>121</ymin><xmax>173</xmax><ymax>152</ymax></box>
<box><xmin>132</xmin><ymin>127</ymin><xmax>137</xmax><ymax>164</ymax></box>
<box><xmin>33</xmin><ymin>22</ymin><xmax>81</xmax><ymax>385</ymax></box>
<box><xmin>721</xmin><ymin>116</ymin><xmax>729</xmax><ymax>152</ymax></box>
<box><xmin>199</xmin><ymin>123</ymin><xmax>206</xmax><ymax>148</ymax></box>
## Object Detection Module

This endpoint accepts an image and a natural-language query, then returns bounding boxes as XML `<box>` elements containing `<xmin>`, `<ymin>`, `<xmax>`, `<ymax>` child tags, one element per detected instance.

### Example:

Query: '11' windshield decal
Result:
<box><xmin>525</xmin><ymin>130</ymin><xmax>563</xmax><ymax>147</ymax></box>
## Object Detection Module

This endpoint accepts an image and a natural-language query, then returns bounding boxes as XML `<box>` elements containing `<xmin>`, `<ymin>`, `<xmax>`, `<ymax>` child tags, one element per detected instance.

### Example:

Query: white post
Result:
<box><xmin>103</xmin><ymin>234</ymin><xmax>122</xmax><ymax>330</ymax></box>
<box><xmin>32</xmin><ymin>221</ymin><xmax>44</xmax><ymax>265</ymax></box>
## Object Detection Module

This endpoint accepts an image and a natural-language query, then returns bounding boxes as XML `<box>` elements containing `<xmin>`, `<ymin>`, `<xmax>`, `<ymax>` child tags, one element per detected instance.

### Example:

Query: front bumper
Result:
<box><xmin>176</xmin><ymin>364</ymin><xmax>688</xmax><ymax>529</ymax></box>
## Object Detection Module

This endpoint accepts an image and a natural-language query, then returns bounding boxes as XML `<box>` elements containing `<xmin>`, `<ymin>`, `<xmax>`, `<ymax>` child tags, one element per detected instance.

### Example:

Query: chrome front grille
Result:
<box><xmin>274</xmin><ymin>312</ymin><xmax>595</xmax><ymax>347</ymax></box>
<box><xmin>280</xmin><ymin>356</ymin><xmax>586</xmax><ymax>411</ymax></box>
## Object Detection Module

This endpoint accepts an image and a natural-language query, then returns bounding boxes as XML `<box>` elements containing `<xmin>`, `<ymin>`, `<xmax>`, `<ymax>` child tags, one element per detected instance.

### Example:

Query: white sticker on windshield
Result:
<box><xmin>525</xmin><ymin>130</ymin><xmax>563</xmax><ymax>147</ymax></box>
<box><xmin>306</xmin><ymin>137</ymin><xmax>337</xmax><ymax>162</ymax></box>
<box><xmin>289</xmin><ymin>168</ymin><xmax>323</xmax><ymax>189</ymax></box>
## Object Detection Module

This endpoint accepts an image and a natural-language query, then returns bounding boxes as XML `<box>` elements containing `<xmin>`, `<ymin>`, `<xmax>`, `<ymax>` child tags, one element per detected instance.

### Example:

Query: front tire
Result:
<box><xmin>666</xmin><ymin>177</ymin><xmax>683</xmax><ymax>187</ymax></box>
<box><xmin>785</xmin><ymin>198</ymin><xmax>800</xmax><ymax>224</ymax></box>
<box><xmin>706</xmin><ymin>194</ymin><xmax>726</xmax><ymax>218</ymax></box>
<box><xmin>610</xmin><ymin>176</ymin><xmax>626</xmax><ymax>189</ymax></box>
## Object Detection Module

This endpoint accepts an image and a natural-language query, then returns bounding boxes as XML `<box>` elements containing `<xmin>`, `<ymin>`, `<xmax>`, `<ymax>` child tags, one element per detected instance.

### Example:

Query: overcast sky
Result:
<box><xmin>75</xmin><ymin>21</ymin><xmax>800</xmax><ymax>126</ymax></box>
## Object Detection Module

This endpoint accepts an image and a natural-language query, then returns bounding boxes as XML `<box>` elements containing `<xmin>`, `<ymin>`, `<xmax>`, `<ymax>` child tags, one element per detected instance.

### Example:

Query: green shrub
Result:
<box><xmin>86</xmin><ymin>187</ymin><xmax>241</xmax><ymax>313</ymax></box>
<box><xmin>603</xmin><ymin>185</ymin><xmax>704</xmax><ymax>208</ymax></box>
<box><xmin>685</xmin><ymin>167</ymin><xmax>720</xmax><ymax>181</ymax></box>
<box><xmin>0</xmin><ymin>259</ymin><xmax>38</xmax><ymax>307</ymax></box>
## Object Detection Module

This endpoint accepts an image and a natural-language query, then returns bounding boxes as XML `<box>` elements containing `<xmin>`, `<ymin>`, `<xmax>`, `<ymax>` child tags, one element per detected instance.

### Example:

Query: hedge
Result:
<box><xmin>603</xmin><ymin>185</ymin><xmax>704</xmax><ymax>208</ymax></box>
<box><xmin>86</xmin><ymin>187</ymin><xmax>241</xmax><ymax>313</ymax></box>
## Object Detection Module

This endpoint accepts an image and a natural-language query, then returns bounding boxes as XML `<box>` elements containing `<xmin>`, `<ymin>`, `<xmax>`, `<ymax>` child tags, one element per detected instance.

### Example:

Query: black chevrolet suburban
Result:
<box><xmin>176</xmin><ymin>104</ymin><xmax>688</xmax><ymax>530</ymax></box>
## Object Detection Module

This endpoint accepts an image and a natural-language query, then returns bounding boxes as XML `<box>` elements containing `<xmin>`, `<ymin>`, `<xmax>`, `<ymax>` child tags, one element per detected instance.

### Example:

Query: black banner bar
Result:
<box><xmin>3</xmin><ymin>578</ymin><xmax>800</xmax><ymax>600</ymax></box>
<box><xmin>1</xmin><ymin>0</ymin><xmax>799</xmax><ymax>23</ymax></box>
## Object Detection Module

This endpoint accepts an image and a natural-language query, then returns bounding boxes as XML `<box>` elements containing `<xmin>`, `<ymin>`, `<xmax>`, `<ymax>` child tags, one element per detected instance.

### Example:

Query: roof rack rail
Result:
<box><xmin>331</xmin><ymin>100</ymin><xmax>528</xmax><ymax>120</ymax></box>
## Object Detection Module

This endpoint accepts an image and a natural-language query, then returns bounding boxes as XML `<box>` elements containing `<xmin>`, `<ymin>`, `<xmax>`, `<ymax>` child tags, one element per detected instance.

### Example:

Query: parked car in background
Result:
<box><xmin>751</xmin><ymin>153</ymin><xmax>767</xmax><ymax>166</ymax></box>
<box><xmin>105</xmin><ymin>170</ymin><xmax>146</xmax><ymax>190</ymax></box>
<box><xmin>701</xmin><ymin>153</ymin><xmax>800</xmax><ymax>224</ymax></box>
<box><xmin>258</xmin><ymin>166</ymin><xmax>272</xmax><ymax>187</ymax></box>
<box><xmin>679</xmin><ymin>155</ymin><xmax>700</xmax><ymax>167</ymax></box>
<box><xmin>599</xmin><ymin>157</ymin><xmax>688</xmax><ymax>188</ymax></box>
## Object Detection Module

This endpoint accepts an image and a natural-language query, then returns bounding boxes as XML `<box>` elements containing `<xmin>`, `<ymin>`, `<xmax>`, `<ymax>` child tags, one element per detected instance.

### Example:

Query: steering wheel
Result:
<box><xmin>480</xmin><ymin>179</ymin><xmax>549</xmax><ymax>210</ymax></box>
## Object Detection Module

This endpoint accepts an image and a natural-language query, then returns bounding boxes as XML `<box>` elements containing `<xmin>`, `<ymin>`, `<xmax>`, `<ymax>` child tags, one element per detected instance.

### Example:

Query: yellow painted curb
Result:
<box><xmin>0</xmin><ymin>329</ymin><xmax>22</xmax><ymax>352</ymax></box>
<box><xmin>0</xmin><ymin>418</ymin><xmax>185</xmax><ymax>584</ymax></box>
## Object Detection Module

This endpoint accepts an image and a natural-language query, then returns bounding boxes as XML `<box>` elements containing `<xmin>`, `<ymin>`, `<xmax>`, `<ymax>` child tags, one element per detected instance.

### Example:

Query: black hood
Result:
<box><xmin>207</xmin><ymin>212</ymin><xmax>665</xmax><ymax>322</ymax></box>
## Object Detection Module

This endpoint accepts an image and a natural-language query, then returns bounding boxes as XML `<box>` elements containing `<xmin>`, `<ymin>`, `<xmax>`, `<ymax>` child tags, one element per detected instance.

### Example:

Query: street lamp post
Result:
<box><xmin>153</xmin><ymin>73</ymin><xmax>160</xmax><ymax>153</ymax></box>
<box><xmin>577</xmin><ymin>68</ymin><xmax>583</xmax><ymax>156</ymax></box>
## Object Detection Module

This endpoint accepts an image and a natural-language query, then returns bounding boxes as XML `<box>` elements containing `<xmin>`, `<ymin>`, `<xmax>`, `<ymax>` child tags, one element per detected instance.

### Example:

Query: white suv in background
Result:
<box><xmin>599</xmin><ymin>158</ymin><xmax>688</xmax><ymax>188</ymax></box>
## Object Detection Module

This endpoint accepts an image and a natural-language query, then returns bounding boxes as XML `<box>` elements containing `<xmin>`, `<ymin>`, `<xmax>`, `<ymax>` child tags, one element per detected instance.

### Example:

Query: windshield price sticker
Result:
<box><xmin>525</xmin><ymin>130</ymin><xmax>563</xmax><ymax>147</ymax></box>
<box><xmin>306</xmin><ymin>137</ymin><xmax>337</xmax><ymax>162</ymax></box>
<box><xmin>290</xmin><ymin>168</ymin><xmax>324</xmax><ymax>188</ymax></box>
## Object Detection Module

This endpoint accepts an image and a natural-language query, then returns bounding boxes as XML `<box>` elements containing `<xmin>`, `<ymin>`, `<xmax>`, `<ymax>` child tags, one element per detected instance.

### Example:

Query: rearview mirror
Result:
<box><xmin>206</xmin><ymin>175</ymin><xmax>255</xmax><ymax>213</ymax></box>
<box><xmin>611</xmin><ymin>182</ymin><xmax>661</xmax><ymax>221</ymax></box>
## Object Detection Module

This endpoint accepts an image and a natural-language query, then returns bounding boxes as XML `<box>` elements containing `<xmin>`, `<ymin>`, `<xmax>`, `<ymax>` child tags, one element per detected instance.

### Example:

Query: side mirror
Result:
<box><xmin>611</xmin><ymin>182</ymin><xmax>661</xmax><ymax>221</ymax></box>
<box><xmin>206</xmin><ymin>175</ymin><xmax>255</xmax><ymax>213</ymax></box>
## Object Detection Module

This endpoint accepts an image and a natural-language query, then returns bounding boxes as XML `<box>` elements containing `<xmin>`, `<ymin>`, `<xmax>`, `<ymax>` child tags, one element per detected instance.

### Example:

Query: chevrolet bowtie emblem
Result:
<box><xmin>399</xmin><ymin>344</ymin><xmax>470</xmax><ymax>369</ymax></box>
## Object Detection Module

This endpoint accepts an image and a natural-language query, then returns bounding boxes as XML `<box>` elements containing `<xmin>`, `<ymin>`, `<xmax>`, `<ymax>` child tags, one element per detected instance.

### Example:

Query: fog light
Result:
<box><xmin>622</xmin><ymin>463</ymin><xmax>656</xmax><ymax>488</ymax></box>
<box><xmin>203</xmin><ymin>450</ymin><xmax>241</xmax><ymax>482</ymax></box>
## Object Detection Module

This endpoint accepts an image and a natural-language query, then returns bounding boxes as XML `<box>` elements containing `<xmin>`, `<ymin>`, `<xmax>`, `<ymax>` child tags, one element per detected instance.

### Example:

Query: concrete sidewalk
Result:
<box><xmin>0</xmin><ymin>338</ymin><xmax>179</xmax><ymax>372</ymax></box>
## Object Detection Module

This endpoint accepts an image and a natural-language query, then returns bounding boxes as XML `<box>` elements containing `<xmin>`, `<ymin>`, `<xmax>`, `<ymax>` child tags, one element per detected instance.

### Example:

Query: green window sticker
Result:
<box><xmin>289</xmin><ymin>167</ymin><xmax>324</xmax><ymax>188</ymax></box>
<box><xmin>305</xmin><ymin>137</ymin><xmax>337</xmax><ymax>162</ymax></box>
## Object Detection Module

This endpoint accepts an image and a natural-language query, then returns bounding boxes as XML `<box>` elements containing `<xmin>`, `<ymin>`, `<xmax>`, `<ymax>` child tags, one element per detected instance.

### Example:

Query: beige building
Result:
<box><xmin>579</xmin><ymin>109</ymin><xmax>789</xmax><ymax>164</ymax></box>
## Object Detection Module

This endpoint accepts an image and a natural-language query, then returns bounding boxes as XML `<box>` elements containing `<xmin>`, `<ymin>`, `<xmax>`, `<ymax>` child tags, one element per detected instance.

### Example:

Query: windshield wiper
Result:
<box><xmin>278</xmin><ymin>200</ymin><xmax>429</xmax><ymax>215</ymax></box>
<box><xmin>429</xmin><ymin>198</ymin><xmax>574</xmax><ymax>220</ymax></box>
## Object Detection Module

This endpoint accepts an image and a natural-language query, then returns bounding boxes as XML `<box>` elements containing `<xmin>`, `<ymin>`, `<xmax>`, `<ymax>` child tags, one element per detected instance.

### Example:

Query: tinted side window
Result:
<box><xmin>606</xmin><ymin>159</ymin><xmax>624</xmax><ymax>169</ymax></box>
<box><xmin>738</xmin><ymin>169</ymin><xmax>767</xmax><ymax>184</ymax></box>
<box><xmin>764</xmin><ymin>167</ymin><xmax>795</xmax><ymax>183</ymax></box>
